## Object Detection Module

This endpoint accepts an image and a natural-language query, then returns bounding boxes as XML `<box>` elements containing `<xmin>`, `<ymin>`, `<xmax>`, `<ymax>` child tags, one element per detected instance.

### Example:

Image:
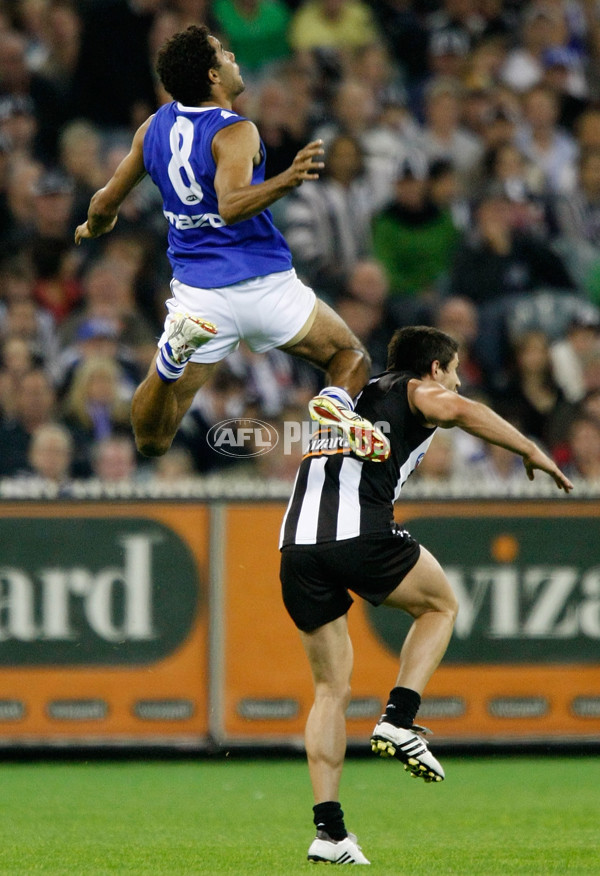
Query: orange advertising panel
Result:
<box><xmin>0</xmin><ymin>502</ymin><xmax>210</xmax><ymax>745</ymax></box>
<box><xmin>219</xmin><ymin>501</ymin><xmax>600</xmax><ymax>744</ymax></box>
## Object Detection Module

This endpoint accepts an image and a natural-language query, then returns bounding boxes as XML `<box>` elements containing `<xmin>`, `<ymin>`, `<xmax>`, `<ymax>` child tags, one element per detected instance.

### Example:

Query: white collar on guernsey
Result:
<box><xmin>176</xmin><ymin>103</ymin><xmax>226</xmax><ymax>113</ymax></box>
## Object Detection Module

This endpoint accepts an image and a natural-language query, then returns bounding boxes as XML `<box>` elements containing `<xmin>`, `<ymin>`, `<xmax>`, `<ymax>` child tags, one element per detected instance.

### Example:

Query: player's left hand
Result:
<box><xmin>523</xmin><ymin>446</ymin><xmax>574</xmax><ymax>493</ymax></box>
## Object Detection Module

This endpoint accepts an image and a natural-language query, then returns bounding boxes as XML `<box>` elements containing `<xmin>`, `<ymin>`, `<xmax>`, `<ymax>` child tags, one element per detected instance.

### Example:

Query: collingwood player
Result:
<box><xmin>280</xmin><ymin>325</ymin><xmax>573</xmax><ymax>865</ymax></box>
<box><xmin>75</xmin><ymin>25</ymin><xmax>389</xmax><ymax>463</ymax></box>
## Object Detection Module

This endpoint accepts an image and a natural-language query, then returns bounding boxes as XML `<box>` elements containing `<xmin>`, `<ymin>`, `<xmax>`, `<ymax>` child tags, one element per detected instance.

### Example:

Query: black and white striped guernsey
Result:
<box><xmin>280</xmin><ymin>371</ymin><xmax>437</xmax><ymax>547</ymax></box>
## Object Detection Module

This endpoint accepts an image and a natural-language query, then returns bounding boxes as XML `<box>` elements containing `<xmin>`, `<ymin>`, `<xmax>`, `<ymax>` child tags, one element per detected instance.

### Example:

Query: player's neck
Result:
<box><xmin>199</xmin><ymin>98</ymin><xmax>234</xmax><ymax>110</ymax></box>
<box><xmin>201</xmin><ymin>86</ymin><xmax>234</xmax><ymax>111</ymax></box>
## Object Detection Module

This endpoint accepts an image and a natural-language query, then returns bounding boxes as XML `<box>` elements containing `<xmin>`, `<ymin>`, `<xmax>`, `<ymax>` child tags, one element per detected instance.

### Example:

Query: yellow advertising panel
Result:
<box><xmin>0</xmin><ymin>503</ymin><xmax>210</xmax><ymax>744</ymax></box>
<box><xmin>220</xmin><ymin>501</ymin><xmax>600</xmax><ymax>744</ymax></box>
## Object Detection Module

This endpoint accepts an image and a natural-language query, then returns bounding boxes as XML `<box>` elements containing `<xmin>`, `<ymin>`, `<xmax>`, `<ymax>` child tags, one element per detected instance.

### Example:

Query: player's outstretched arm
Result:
<box><xmin>74</xmin><ymin>117</ymin><xmax>152</xmax><ymax>245</ymax></box>
<box><xmin>214</xmin><ymin>120</ymin><xmax>324</xmax><ymax>224</ymax></box>
<box><xmin>410</xmin><ymin>382</ymin><xmax>574</xmax><ymax>493</ymax></box>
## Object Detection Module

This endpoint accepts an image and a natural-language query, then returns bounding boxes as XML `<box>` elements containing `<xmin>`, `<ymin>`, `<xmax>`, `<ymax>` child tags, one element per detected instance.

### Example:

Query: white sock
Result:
<box><xmin>155</xmin><ymin>343</ymin><xmax>185</xmax><ymax>383</ymax></box>
<box><xmin>318</xmin><ymin>385</ymin><xmax>355</xmax><ymax>411</ymax></box>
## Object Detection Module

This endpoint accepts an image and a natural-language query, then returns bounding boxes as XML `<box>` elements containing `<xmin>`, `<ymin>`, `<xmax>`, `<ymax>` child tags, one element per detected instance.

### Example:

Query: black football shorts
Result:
<box><xmin>280</xmin><ymin>525</ymin><xmax>421</xmax><ymax>633</ymax></box>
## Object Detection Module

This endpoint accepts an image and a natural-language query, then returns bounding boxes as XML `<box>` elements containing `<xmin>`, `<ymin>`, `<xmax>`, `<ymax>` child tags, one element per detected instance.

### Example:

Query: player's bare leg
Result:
<box><xmin>281</xmin><ymin>299</ymin><xmax>369</xmax><ymax>398</ymax></box>
<box><xmin>371</xmin><ymin>547</ymin><xmax>458</xmax><ymax>781</ymax></box>
<box><xmin>300</xmin><ymin>615</ymin><xmax>370</xmax><ymax>865</ymax></box>
<box><xmin>300</xmin><ymin>614</ymin><xmax>353</xmax><ymax>804</ymax></box>
<box><xmin>384</xmin><ymin>547</ymin><xmax>458</xmax><ymax>692</ymax></box>
<box><xmin>284</xmin><ymin>300</ymin><xmax>390</xmax><ymax>461</ymax></box>
<box><xmin>131</xmin><ymin>358</ymin><xmax>217</xmax><ymax>456</ymax></box>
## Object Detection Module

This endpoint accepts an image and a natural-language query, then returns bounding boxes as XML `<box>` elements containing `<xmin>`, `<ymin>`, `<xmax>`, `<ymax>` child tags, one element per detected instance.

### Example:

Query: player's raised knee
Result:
<box><xmin>134</xmin><ymin>432</ymin><xmax>172</xmax><ymax>457</ymax></box>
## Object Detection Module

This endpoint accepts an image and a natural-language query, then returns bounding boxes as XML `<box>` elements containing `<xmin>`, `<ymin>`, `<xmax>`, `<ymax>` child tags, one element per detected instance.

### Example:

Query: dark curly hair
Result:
<box><xmin>387</xmin><ymin>326</ymin><xmax>458</xmax><ymax>375</ymax></box>
<box><xmin>156</xmin><ymin>25</ymin><xmax>218</xmax><ymax>105</ymax></box>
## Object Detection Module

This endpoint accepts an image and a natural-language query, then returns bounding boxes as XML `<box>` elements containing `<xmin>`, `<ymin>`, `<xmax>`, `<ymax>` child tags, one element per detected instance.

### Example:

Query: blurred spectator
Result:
<box><xmin>251</xmin><ymin>76</ymin><xmax>312</xmax><ymax>182</ymax></box>
<box><xmin>250</xmin><ymin>404</ymin><xmax>307</xmax><ymax>482</ymax></box>
<box><xmin>500</xmin><ymin>3</ymin><xmax>569</xmax><ymax>95</ymax></box>
<box><xmin>72</xmin><ymin>0</ymin><xmax>160</xmax><ymax>130</ymax></box>
<box><xmin>426</xmin><ymin>0</ymin><xmax>482</xmax><ymax>48</ymax></box>
<box><xmin>213</xmin><ymin>0</ymin><xmax>292</xmax><ymax>78</ymax></box>
<box><xmin>0</xmin><ymin>28</ymin><xmax>66</xmax><ymax>160</ymax></box>
<box><xmin>434</xmin><ymin>295</ymin><xmax>484</xmax><ymax>393</ymax></box>
<box><xmin>26</xmin><ymin>421</ymin><xmax>73</xmax><ymax>486</ymax></box>
<box><xmin>0</xmin><ymin>295</ymin><xmax>59</xmax><ymax>371</ymax></box>
<box><xmin>468</xmin><ymin>438</ymin><xmax>527</xmax><ymax>486</ymax></box>
<box><xmin>579</xmin><ymin>387</ymin><xmax>600</xmax><ymax>426</ymax></box>
<box><xmin>424</xmin><ymin>28</ymin><xmax>470</xmax><ymax>96</ymax></box>
<box><xmin>515</xmin><ymin>84</ymin><xmax>578</xmax><ymax>194</ymax></box>
<box><xmin>0</xmin><ymin>368</ymin><xmax>58</xmax><ymax>476</ymax></box>
<box><xmin>23</xmin><ymin>169</ymin><xmax>83</xmax><ymax>324</ymax></box>
<box><xmin>1</xmin><ymin>158</ymin><xmax>42</xmax><ymax>249</ymax></box>
<box><xmin>62</xmin><ymin>353</ymin><xmax>132</xmax><ymax>440</ymax></box>
<box><xmin>450</xmin><ymin>195</ymin><xmax>574</xmax><ymax>306</ymax></box>
<box><xmin>493</xmin><ymin>329</ymin><xmax>577</xmax><ymax>451</ymax></box>
<box><xmin>478</xmin><ymin>101</ymin><xmax>520</xmax><ymax>154</ymax></box>
<box><xmin>91</xmin><ymin>434</ymin><xmax>139</xmax><ymax>483</ymax></box>
<box><xmin>556</xmin><ymin>147</ymin><xmax>600</xmax><ymax>246</ymax></box>
<box><xmin>451</xmin><ymin>194</ymin><xmax>576</xmax><ymax>381</ymax></box>
<box><xmin>151</xmin><ymin>446</ymin><xmax>195</xmax><ymax>481</ymax></box>
<box><xmin>0</xmin><ymin>94</ymin><xmax>37</xmax><ymax>159</ymax></box>
<box><xmin>348</xmin><ymin>42</ymin><xmax>404</xmax><ymax>112</ymax></box>
<box><xmin>554</xmin><ymin>146</ymin><xmax>600</xmax><ymax>300</ymax></box>
<box><xmin>53</xmin><ymin>317</ymin><xmax>141</xmax><ymax>402</ymax></box>
<box><xmin>428</xmin><ymin>157</ymin><xmax>470</xmax><ymax>231</ymax></box>
<box><xmin>58</xmin><ymin>120</ymin><xmax>106</xmax><ymax>220</ymax></box>
<box><xmin>551</xmin><ymin>313</ymin><xmax>600</xmax><ymax>403</ymax></box>
<box><xmin>334</xmin><ymin>258</ymin><xmax>391</xmax><ymax>375</ymax></box>
<box><xmin>478</xmin><ymin>0</ymin><xmax>518</xmax><ymax>43</ymax></box>
<box><xmin>0</xmin><ymin>334</ymin><xmax>35</xmax><ymax>420</ymax></box>
<box><xmin>176</xmin><ymin>367</ymin><xmax>248</xmax><ymax>474</ymax></box>
<box><xmin>312</xmin><ymin>78</ymin><xmax>406</xmax><ymax>209</ymax></box>
<box><xmin>288</xmin><ymin>0</ymin><xmax>380</xmax><ymax>59</ymax></box>
<box><xmin>36</xmin><ymin>0</ymin><xmax>81</xmax><ymax>104</ymax></box>
<box><xmin>370</xmin><ymin>0</ymin><xmax>428</xmax><ymax>92</ymax></box>
<box><xmin>227</xmin><ymin>342</ymin><xmax>318</xmax><ymax>416</ymax></box>
<box><xmin>478</xmin><ymin>142</ymin><xmax>555</xmax><ymax>237</ymax></box>
<box><xmin>564</xmin><ymin>414</ymin><xmax>600</xmax><ymax>481</ymax></box>
<box><xmin>58</xmin><ymin>258</ymin><xmax>157</xmax><ymax>372</ymax></box>
<box><xmin>575</xmin><ymin>107</ymin><xmax>600</xmax><ymax>151</ymax></box>
<box><xmin>541</xmin><ymin>47</ymin><xmax>588</xmax><ymax>131</ymax></box>
<box><xmin>419</xmin><ymin>77</ymin><xmax>483</xmax><ymax>179</ymax></box>
<box><xmin>0</xmin><ymin>133</ymin><xmax>11</xmax><ymax>239</ymax></box>
<box><xmin>283</xmin><ymin>133</ymin><xmax>374</xmax><ymax>298</ymax></box>
<box><xmin>412</xmin><ymin>429</ymin><xmax>457</xmax><ymax>483</ymax></box>
<box><xmin>372</xmin><ymin>153</ymin><xmax>459</xmax><ymax>317</ymax></box>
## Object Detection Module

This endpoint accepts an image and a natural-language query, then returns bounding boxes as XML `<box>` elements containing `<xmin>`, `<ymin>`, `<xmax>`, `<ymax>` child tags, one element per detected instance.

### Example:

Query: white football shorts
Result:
<box><xmin>158</xmin><ymin>269</ymin><xmax>317</xmax><ymax>364</ymax></box>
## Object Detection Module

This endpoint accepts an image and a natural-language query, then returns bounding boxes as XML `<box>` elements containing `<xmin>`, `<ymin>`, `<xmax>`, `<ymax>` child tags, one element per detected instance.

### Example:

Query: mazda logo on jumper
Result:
<box><xmin>207</xmin><ymin>418</ymin><xmax>278</xmax><ymax>457</ymax></box>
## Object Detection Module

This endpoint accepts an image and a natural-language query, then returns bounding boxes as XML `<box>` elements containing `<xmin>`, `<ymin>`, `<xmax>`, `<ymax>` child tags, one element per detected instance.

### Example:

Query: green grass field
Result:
<box><xmin>0</xmin><ymin>754</ymin><xmax>597</xmax><ymax>875</ymax></box>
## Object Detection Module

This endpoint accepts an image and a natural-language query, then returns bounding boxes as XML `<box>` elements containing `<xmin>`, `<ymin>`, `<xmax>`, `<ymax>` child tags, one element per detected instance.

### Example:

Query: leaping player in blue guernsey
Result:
<box><xmin>75</xmin><ymin>24</ymin><xmax>390</xmax><ymax>463</ymax></box>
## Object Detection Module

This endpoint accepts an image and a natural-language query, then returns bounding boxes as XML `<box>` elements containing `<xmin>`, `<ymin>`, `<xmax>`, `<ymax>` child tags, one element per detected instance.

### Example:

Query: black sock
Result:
<box><xmin>313</xmin><ymin>801</ymin><xmax>347</xmax><ymax>841</ymax></box>
<box><xmin>383</xmin><ymin>686</ymin><xmax>421</xmax><ymax>729</ymax></box>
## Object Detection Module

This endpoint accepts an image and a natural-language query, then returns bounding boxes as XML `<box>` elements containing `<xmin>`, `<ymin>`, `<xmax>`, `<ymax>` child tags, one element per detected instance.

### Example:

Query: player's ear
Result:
<box><xmin>209</xmin><ymin>67</ymin><xmax>220</xmax><ymax>84</ymax></box>
<box><xmin>430</xmin><ymin>359</ymin><xmax>441</xmax><ymax>379</ymax></box>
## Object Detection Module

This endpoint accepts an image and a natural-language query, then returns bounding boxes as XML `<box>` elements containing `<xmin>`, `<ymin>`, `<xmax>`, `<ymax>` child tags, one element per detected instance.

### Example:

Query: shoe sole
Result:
<box><xmin>308</xmin><ymin>398</ymin><xmax>390</xmax><ymax>462</ymax></box>
<box><xmin>169</xmin><ymin>313</ymin><xmax>218</xmax><ymax>342</ymax></box>
<box><xmin>371</xmin><ymin>735</ymin><xmax>444</xmax><ymax>783</ymax></box>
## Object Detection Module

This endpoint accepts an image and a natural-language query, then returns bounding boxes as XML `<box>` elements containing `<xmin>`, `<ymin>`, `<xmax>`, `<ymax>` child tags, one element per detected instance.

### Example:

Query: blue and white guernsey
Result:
<box><xmin>143</xmin><ymin>102</ymin><xmax>293</xmax><ymax>287</ymax></box>
<box><xmin>280</xmin><ymin>371</ymin><xmax>436</xmax><ymax>547</ymax></box>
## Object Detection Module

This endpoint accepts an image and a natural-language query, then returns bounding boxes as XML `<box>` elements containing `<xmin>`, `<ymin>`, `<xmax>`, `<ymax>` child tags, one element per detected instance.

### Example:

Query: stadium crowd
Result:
<box><xmin>1</xmin><ymin>0</ymin><xmax>600</xmax><ymax>488</ymax></box>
